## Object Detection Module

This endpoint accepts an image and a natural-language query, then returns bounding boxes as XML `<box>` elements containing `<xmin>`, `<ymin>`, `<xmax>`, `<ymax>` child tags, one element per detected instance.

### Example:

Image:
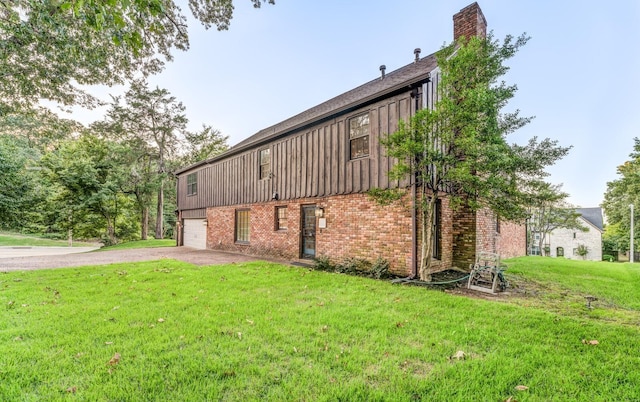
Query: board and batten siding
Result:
<box><xmin>177</xmin><ymin>92</ymin><xmax>416</xmax><ymax>210</ymax></box>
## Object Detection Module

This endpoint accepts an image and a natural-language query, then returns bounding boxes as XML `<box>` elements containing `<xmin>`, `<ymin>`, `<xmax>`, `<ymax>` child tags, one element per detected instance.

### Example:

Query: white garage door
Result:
<box><xmin>183</xmin><ymin>219</ymin><xmax>207</xmax><ymax>249</ymax></box>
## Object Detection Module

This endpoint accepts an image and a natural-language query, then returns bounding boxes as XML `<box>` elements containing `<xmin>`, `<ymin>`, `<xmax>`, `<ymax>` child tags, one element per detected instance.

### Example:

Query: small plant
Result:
<box><xmin>312</xmin><ymin>255</ymin><xmax>334</xmax><ymax>272</ymax></box>
<box><xmin>370</xmin><ymin>257</ymin><xmax>390</xmax><ymax>279</ymax></box>
<box><xmin>603</xmin><ymin>254</ymin><xmax>615</xmax><ymax>262</ymax></box>
<box><xmin>576</xmin><ymin>244</ymin><xmax>589</xmax><ymax>260</ymax></box>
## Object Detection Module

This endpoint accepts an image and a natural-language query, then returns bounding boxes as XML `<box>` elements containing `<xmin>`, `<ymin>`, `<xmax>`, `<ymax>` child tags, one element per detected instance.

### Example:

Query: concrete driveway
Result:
<box><xmin>0</xmin><ymin>246</ymin><xmax>264</xmax><ymax>272</ymax></box>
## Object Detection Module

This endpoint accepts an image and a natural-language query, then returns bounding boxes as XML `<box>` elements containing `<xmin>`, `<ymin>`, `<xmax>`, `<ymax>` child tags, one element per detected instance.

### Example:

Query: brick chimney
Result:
<box><xmin>453</xmin><ymin>2</ymin><xmax>487</xmax><ymax>41</ymax></box>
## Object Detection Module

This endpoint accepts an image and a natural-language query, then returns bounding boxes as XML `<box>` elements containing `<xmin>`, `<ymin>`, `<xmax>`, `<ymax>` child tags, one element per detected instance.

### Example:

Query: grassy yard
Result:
<box><xmin>1</xmin><ymin>258</ymin><xmax>639</xmax><ymax>401</ymax></box>
<box><xmin>97</xmin><ymin>239</ymin><xmax>175</xmax><ymax>251</ymax></box>
<box><xmin>0</xmin><ymin>232</ymin><xmax>95</xmax><ymax>248</ymax></box>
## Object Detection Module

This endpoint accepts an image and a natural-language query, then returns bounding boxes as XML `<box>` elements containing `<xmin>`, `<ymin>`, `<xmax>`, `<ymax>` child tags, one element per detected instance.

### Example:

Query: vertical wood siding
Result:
<box><xmin>177</xmin><ymin>92</ymin><xmax>414</xmax><ymax>210</ymax></box>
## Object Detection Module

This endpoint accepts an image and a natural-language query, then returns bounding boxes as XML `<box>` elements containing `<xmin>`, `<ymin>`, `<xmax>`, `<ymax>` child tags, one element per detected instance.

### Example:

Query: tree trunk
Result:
<box><xmin>155</xmin><ymin>178</ymin><xmax>164</xmax><ymax>239</ymax></box>
<box><xmin>141</xmin><ymin>206</ymin><xmax>149</xmax><ymax>240</ymax></box>
<box><xmin>419</xmin><ymin>193</ymin><xmax>438</xmax><ymax>281</ymax></box>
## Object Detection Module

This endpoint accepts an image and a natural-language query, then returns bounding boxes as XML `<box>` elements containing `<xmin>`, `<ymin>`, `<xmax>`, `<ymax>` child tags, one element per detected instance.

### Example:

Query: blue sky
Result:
<box><xmin>71</xmin><ymin>0</ymin><xmax>640</xmax><ymax>209</ymax></box>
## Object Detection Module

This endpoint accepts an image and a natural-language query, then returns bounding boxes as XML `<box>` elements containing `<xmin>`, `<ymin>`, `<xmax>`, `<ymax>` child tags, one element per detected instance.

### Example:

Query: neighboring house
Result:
<box><xmin>544</xmin><ymin>208</ymin><xmax>603</xmax><ymax>261</ymax></box>
<box><xmin>175</xmin><ymin>3</ymin><xmax>526</xmax><ymax>276</ymax></box>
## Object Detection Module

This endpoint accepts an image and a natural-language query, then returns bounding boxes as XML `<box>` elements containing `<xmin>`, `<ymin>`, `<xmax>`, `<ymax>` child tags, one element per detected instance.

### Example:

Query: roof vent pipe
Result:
<box><xmin>414</xmin><ymin>48</ymin><xmax>421</xmax><ymax>62</ymax></box>
<box><xmin>380</xmin><ymin>65</ymin><xmax>386</xmax><ymax>80</ymax></box>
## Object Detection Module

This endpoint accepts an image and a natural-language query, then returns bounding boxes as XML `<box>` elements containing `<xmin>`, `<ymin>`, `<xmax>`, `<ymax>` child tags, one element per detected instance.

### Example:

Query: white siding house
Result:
<box><xmin>546</xmin><ymin>208</ymin><xmax>603</xmax><ymax>261</ymax></box>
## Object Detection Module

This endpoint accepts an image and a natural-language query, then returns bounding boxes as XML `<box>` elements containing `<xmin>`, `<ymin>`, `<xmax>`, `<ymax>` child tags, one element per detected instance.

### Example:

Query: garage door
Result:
<box><xmin>183</xmin><ymin>219</ymin><xmax>207</xmax><ymax>249</ymax></box>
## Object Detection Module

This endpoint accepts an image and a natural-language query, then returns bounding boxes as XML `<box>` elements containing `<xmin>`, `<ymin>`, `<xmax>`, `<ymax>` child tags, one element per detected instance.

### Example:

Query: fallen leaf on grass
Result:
<box><xmin>107</xmin><ymin>353</ymin><xmax>121</xmax><ymax>366</ymax></box>
<box><xmin>105</xmin><ymin>342</ymin><xmax>113</xmax><ymax>345</ymax></box>
<box><xmin>514</xmin><ymin>385</ymin><xmax>529</xmax><ymax>391</ymax></box>
<box><xmin>582</xmin><ymin>339</ymin><xmax>599</xmax><ymax>345</ymax></box>
<box><xmin>157</xmin><ymin>318</ymin><xmax>165</xmax><ymax>323</ymax></box>
<box><xmin>66</xmin><ymin>387</ymin><xmax>77</xmax><ymax>394</ymax></box>
<box><xmin>503</xmin><ymin>397</ymin><xmax>517</xmax><ymax>402</ymax></box>
<box><xmin>237</xmin><ymin>332</ymin><xmax>242</xmax><ymax>340</ymax></box>
<box><xmin>450</xmin><ymin>350</ymin><xmax>466</xmax><ymax>360</ymax></box>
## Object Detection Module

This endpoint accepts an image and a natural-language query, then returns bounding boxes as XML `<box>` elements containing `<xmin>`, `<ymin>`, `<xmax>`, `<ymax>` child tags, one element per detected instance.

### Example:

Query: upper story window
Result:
<box><xmin>260</xmin><ymin>148</ymin><xmax>271</xmax><ymax>180</ymax></box>
<box><xmin>349</xmin><ymin>113</ymin><xmax>369</xmax><ymax>159</ymax></box>
<box><xmin>187</xmin><ymin>173</ymin><xmax>197</xmax><ymax>196</ymax></box>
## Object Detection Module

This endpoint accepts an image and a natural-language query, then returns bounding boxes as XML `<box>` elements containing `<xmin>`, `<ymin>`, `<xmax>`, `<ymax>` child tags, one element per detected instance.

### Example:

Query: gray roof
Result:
<box><xmin>577</xmin><ymin>207</ymin><xmax>603</xmax><ymax>231</ymax></box>
<box><xmin>176</xmin><ymin>52</ymin><xmax>438</xmax><ymax>174</ymax></box>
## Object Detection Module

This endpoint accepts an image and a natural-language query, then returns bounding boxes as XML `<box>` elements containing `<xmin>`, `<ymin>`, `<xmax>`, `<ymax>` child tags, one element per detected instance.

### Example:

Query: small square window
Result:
<box><xmin>349</xmin><ymin>113</ymin><xmax>369</xmax><ymax>159</ymax></box>
<box><xmin>235</xmin><ymin>209</ymin><xmax>250</xmax><ymax>243</ymax></box>
<box><xmin>275</xmin><ymin>206</ymin><xmax>287</xmax><ymax>230</ymax></box>
<box><xmin>187</xmin><ymin>173</ymin><xmax>197</xmax><ymax>196</ymax></box>
<box><xmin>260</xmin><ymin>149</ymin><xmax>271</xmax><ymax>180</ymax></box>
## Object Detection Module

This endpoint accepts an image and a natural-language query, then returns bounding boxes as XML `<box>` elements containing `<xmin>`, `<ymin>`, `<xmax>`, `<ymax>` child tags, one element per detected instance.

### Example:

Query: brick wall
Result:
<box><xmin>475</xmin><ymin>208</ymin><xmax>526</xmax><ymax>260</ymax></box>
<box><xmin>204</xmin><ymin>190</ymin><xmax>524</xmax><ymax>274</ymax></box>
<box><xmin>205</xmin><ymin>192</ymin><xmax>455</xmax><ymax>276</ymax></box>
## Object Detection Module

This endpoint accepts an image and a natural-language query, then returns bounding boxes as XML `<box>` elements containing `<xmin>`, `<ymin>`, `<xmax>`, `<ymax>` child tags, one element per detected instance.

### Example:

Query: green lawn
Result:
<box><xmin>0</xmin><ymin>232</ymin><xmax>95</xmax><ymax>248</ymax></box>
<box><xmin>97</xmin><ymin>239</ymin><xmax>175</xmax><ymax>251</ymax></box>
<box><xmin>1</xmin><ymin>258</ymin><xmax>639</xmax><ymax>401</ymax></box>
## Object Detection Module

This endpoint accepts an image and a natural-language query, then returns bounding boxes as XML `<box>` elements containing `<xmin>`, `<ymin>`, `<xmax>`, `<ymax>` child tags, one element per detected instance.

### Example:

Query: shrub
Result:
<box><xmin>312</xmin><ymin>255</ymin><xmax>334</xmax><ymax>272</ymax></box>
<box><xmin>311</xmin><ymin>256</ymin><xmax>392</xmax><ymax>279</ymax></box>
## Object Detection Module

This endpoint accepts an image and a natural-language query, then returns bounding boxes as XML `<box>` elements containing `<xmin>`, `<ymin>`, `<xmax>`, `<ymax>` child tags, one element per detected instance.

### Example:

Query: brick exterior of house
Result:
<box><xmin>205</xmin><ymin>192</ymin><xmax>458</xmax><ymax>276</ymax></box>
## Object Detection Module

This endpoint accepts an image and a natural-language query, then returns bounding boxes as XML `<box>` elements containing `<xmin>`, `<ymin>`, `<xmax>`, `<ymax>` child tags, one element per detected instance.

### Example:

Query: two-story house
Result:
<box><xmin>175</xmin><ymin>3</ymin><xmax>526</xmax><ymax>276</ymax></box>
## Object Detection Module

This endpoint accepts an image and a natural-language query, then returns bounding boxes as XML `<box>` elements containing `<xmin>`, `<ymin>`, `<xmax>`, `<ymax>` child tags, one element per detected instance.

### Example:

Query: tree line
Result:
<box><xmin>0</xmin><ymin>82</ymin><xmax>228</xmax><ymax>244</ymax></box>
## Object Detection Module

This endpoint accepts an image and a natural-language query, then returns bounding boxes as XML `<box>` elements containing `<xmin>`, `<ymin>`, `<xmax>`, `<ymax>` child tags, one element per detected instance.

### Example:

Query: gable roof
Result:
<box><xmin>176</xmin><ymin>52</ymin><xmax>438</xmax><ymax>175</ymax></box>
<box><xmin>577</xmin><ymin>207</ymin><xmax>603</xmax><ymax>231</ymax></box>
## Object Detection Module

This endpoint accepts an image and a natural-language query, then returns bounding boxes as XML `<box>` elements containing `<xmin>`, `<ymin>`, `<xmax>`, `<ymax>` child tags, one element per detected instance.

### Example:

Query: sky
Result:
<box><xmin>66</xmin><ymin>0</ymin><xmax>640</xmax><ymax>209</ymax></box>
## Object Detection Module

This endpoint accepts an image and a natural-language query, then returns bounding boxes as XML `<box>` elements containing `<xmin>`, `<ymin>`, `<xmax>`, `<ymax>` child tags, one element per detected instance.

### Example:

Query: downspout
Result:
<box><xmin>410</xmin><ymin>81</ymin><xmax>425</xmax><ymax>279</ymax></box>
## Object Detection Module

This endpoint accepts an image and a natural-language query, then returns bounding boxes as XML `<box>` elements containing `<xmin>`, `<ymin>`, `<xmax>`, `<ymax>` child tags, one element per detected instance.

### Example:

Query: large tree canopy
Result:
<box><xmin>0</xmin><ymin>0</ymin><xmax>274</xmax><ymax>113</ymax></box>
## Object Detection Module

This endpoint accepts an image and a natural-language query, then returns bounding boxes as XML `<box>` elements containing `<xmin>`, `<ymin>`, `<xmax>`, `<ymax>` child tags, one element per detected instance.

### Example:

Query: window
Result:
<box><xmin>573</xmin><ymin>232</ymin><xmax>576</xmax><ymax>239</ymax></box>
<box><xmin>557</xmin><ymin>247</ymin><xmax>564</xmax><ymax>257</ymax></box>
<box><xmin>235</xmin><ymin>209</ymin><xmax>250</xmax><ymax>243</ymax></box>
<box><xmin>349</xmin><ymin>113</ymin><xmax>369</xmax><ymax>159</ymax></box>
<box><xmin>496</xmin><ymin>217</ymin><xmax>501</xmax><ymax>233</ymax></box>
<box><xmin>432</xmin><ymin>199</ymin><xmax>442</xmax><ymax>260</ymax></box>
<box><xmin>187</xmin><ymin>173</ymin><xmax>197</xmax><ymax>196</ymax></box>
<box><xmin>275</xmin><ymin>206</ymin><xmax>287</xmax><ymax>230</ymax></box>
<box><xmin>260</xmin><ymin>149</ymin><xmax>271</xmax><ymax>180</ymax></box>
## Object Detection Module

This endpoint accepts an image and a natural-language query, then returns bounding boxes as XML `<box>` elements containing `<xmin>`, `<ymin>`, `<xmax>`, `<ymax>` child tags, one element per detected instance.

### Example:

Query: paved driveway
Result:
<box><xmin>0</xmin><ymin>247</ymin><xmax>264</xmax><ymax>272</ymax></box>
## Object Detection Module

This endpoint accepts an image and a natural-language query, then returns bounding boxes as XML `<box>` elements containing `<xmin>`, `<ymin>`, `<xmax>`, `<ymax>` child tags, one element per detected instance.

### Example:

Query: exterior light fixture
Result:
<box><xmin>315</xmin><ymin>207</ymin><xmax>324</xmax><ymax>218</ymax></box>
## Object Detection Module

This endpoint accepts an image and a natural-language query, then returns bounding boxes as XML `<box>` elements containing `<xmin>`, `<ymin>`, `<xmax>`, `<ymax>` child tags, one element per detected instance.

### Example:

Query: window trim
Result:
<box><xmin>349</xmin><ymin>112</ymin><xmax>370</xmax><ymax>160</ymax></box>
<box><xmin>259</xmin><ymin>148</ymin><xmax>271</xmax><ymax>180</ymax></box>
<box><xmin>432</xmin><ymin>199</ymin><xmax>442</xmax><ymax>260</ymax></box>
<box><xmin>275</xmin><ymin>206</ymin><xmax>288</xmax><ymax>231</ymax></box>
<box><xmin>186</xmin><ymin>173</ymin><xmax>197</xmax><ymax>196</ymax></box>
<box><xmin>235</xmin><ymin>209</ymin><xmax>250</xmax><ymax>244</ymax></box>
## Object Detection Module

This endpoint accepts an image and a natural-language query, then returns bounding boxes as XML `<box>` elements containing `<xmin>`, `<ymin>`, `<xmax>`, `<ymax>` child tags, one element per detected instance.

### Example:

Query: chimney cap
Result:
<box><xmin>414</xmin><ymin>48</ymin><xmax>421</xmax><ymax>62</ymax></box>
<box><xmin>379</xmin><ymin>64</ymin><xmax>386</xmax><ymax>79</ymax></box>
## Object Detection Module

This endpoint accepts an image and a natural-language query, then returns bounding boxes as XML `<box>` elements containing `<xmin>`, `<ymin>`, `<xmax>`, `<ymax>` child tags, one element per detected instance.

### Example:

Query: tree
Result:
<box><xmin>101</xmin><ymin>80</ymin><xmax>187</xmax><ymax>239</ymax></box>
<box><xmin>183</xmin><ymin>124</ymin><xmax>229</xmax><ymax>165</ymax></box>
<box><xmin>41</xmin><ymin>134</ymin><xmax>132</xmax><ymax>245</ymax></box>
<box><xmin>370</xmin><ymin>34</ymin><xmax>569</xmax><ymax>280</ymax></box>
<box><xmin>0</xmin><ymin>134</ymin><xmax>40</xmax><ymax>229</ymax></box>
<box><xmin>603</xmin><ymin>138</ymin><xmax>640</xmax><ymax>254</ymax></box>
<box><xmin>0</xmin><ymin>0</ymin><xmax>275</xmax><ymax>114</ymax></box>
<box><xmin>525</xmin><ymin>181</ymin><xmax>585</xmax><ymax>255</ymax></box>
